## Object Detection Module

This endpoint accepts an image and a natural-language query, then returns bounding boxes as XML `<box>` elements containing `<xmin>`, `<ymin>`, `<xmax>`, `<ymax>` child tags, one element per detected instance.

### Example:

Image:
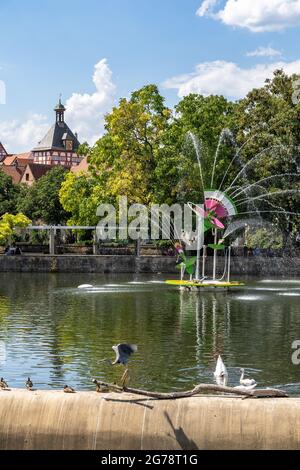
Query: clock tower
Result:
<box><xmin>31</xmin><ymin>99</ymin><xmax>82</xmax><ymax>167</ymax></box>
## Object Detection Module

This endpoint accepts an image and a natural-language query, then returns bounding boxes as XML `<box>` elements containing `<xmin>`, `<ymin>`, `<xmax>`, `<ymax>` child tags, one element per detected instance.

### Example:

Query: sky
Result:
<box><xmin>1</xmin><ymin>0</ymin><xmax>300</xmax><ymax>153</ymax></box>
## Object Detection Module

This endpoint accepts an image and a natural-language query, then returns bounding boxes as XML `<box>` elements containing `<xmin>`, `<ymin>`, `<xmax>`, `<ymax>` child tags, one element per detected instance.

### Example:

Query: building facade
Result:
<box><xmin>0</xmin><ymin>142</ymin><xmax>8</xmax><ymax>162</ymax></box>
<box><xmin>31</xmin><ymin>100</ymin><xmax>82</xmax><ymax>167</ymax></box>
<box><xmin>3</xmin><ymin>152</ymin><xmax>33</xmax><ymax>166</ymax></box>
<box><xmin>20</xmin><ymin>163</ymin><xmax>58</xmax><ymax>186</ymax></box>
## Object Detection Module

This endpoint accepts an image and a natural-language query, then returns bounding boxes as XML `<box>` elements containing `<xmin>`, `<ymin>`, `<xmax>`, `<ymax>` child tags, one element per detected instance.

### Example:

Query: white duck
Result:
<box><xmin>239</xmin><ymin>368</ymin><xmax>257</xmax><ymax>386</ymax></box>
<box><xmin>214</xmin><ymin>355</ymin><xmax>228</xmax><ymax>386</ymax></box>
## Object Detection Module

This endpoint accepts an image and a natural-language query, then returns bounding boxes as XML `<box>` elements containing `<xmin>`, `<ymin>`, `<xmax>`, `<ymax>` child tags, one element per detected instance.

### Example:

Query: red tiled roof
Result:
<box><xmin>3</xmin><ymin>155</ymin><xmax>17</xmax><ymax>165</ymax></box>
<box><xmin>24</xmin><ymin>163</ymin><xmax>54</xmax><ymax>180</ymax></box>
<box><xmin>71</xmin><ymin>157</ymin><xmax>89</xmax><ymax>174</ymax></box>
<box><xmin>0</xmin><ymin>165</ymin><xmax>26</xmax><ymax>184</ymax></box>
<box><xmin>3</xmin><ymin>152</ymin><xmax>33</xmax><ymax>166</ymax></box>
<box><xmin>14</xmin><ymin>152</ymin><xmax>33</xmax><ymax>160</ymax></box>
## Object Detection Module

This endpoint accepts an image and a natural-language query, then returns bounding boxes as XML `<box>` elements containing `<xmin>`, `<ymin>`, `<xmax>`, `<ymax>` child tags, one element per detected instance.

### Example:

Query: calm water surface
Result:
<box><xmin>1</xmin><ymin>273</ymin><xmax>300</xmax><ymax>394</ymax></box>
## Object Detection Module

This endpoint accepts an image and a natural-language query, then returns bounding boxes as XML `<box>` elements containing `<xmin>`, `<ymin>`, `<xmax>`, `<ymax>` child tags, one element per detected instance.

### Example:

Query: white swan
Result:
<box><xmin>78</xmin><ymin>284</ymin><xmax>93</xmax><ymax>289</ymax></box>
<box><xmin>234</xmin><ymin>384</ymin><xmax>257</xmax><ymax>391</ymax></box>
<box><xmin>240</xmin><ymin>368</ymin><xmax>257</xmax><ymax>386</ymax></box>
<box><xmin>214</xmin><ymin>355</ymin><xmax>228</xmax><ymax>385</ymax></box>
<box><xmin>216</xmin><ymin>372</ymin><xmax>228</xmax><ymax>387</ymax></box>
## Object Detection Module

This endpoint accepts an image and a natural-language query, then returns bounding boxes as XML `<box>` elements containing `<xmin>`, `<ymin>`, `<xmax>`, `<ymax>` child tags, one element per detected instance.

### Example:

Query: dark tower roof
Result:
<box><xmin>54</xmin><ymin>98</ymin><xmax>66</xmax><ymax>112</ymax></box>
<box><xmin>32</xmin><ymin>100</ymin><xmax>80</xmax><ymax>152</ymax></box>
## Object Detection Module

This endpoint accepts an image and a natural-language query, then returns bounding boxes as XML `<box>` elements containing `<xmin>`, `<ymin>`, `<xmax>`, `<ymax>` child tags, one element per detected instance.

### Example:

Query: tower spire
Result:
<box><xmin>54</xmin><ymin>95</ymin><xmax>66</xmax><ymax>123</ymax></box>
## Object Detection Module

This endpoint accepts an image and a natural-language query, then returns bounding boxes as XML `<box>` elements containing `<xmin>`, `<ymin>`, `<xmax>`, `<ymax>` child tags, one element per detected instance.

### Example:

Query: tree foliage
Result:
<box><xmin>18</xmin><ymin>166</ymin><xmax>70</xmax><ymax>224</ymax></box>
<box><xmin>60</xmin><ymin>85</ymin><xmax>173</xmax><ymax>224</ymax></box>
<box><xmin>154</xmin><ymin>94</ymin><xmax>236</xmax><ymax>204</ymax></box>
<box><xmin>0</xmin><ymin>172</ymin><xmax>23</xmax><ymax>216</ymax></box>
<box><xmin>245</xmin><ymin>227</ymin><xmax>283</xmax><ymax>250</ymax></box>
<box><xmin>234</xmin><ymin>69</ymin><xmax>300</xmax><ymax>241</ymax></box>
<box><xmin>77</xmin><ymin>141</ymin><xmax>91</xmax><ymax>157</ymax></box>
<box><xmin>60</xmin><ymin>86</ymin><xmax>236</xmax><ymax>224</ymax></box>
<box><xmin>59</xmin><ymin>74</ymin><xmax>300</xmax><ymax>245</ymax></box>
<box><xmin>0</xmin><ymin>213</ymin><xmax>31</xmax><ymax>245</ymax></box>
<box><xmin>59</xmin><ymin>171</ymin><xmax>98</xmax><ymax>226</ymax></box>
<box><xmin>89</xmin><ymin>84</ymin><xmax>172</xmax><ymax>205</ymax></box>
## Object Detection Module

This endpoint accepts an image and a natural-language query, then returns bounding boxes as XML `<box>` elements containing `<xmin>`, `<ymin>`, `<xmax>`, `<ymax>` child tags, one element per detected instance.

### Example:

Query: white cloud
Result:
<box><xmin>0</xmin><ymin>79</ymin><xmax>6</xmax><ymax>104</ymax></box>
<box><xmin>197</xmin><ymin>0</ymin><xmax>300</xmax><ymax>32</ymax></box>
<box><xmin>196</xmin><ymin>0</ymin><xmax>219</xmax><ymax>16</ymax></box>
<box><xmin>0</xmin><ymin>114</ymin><xmax>49</xmax><ymax>154</ymax></box>
<box><xmin>163</xmin><ymin>59</ymin><xmax>300</xmax><ymax>100</ymax></box>
<box><xmin>65</xmin><ymin>58</ymin><xmax>116</xmax><ymax>145</ymax></box>
<box><xmin>0</xmin><ymin>59</ymin><xmax>116</xmax><ymax>153</ymax></box>
<box><xmin>246</xmin><ymin>46</ymin><xmax>282</xmax><ymax>58</ymax></box>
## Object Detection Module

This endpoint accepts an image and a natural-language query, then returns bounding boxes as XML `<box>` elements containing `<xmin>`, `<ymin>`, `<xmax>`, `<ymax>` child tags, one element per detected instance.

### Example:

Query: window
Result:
<box><xmin>25</xmin><ymin>174</ymin><xmax>29</xmax><ymax>181</ymax></box>
<box><xmin>66</xmin><ymin>140</ymin><xmax>73</xmax><ymax>151</ymax></box>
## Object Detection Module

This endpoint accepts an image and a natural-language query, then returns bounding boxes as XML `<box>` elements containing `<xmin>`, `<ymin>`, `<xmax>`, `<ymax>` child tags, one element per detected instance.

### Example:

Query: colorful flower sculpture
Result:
<box><xmin>179</xmin><ymin>190</ymin><xmax>238</xmax><ymax>273</ymax></box>
<box><xmin>174</xmin><ymin>242</ymin><xmax>197</xmax><ymax>275</ymax></box>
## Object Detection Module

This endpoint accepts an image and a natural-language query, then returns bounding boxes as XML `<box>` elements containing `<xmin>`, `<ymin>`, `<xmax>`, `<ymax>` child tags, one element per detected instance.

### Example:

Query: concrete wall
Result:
<box><xmin>0</xmin><ymin>390</ymin><xmax>300</xmax><ymax>450</ymax></box>
<box><xmin>0</xmin><ymin>255</ymin><xmax>175</xmax><ymax>273</ymax></box>
<box><xmin>0</xmin><ymin>254</ymin><xmax>299</xmax><ymax>276</ymax></box>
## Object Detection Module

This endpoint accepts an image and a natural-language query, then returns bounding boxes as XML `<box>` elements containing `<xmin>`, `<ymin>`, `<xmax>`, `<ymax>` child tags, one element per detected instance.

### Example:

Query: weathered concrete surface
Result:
<box><xmin>0</xmin><ymin>255</ymin><xmax>174</xmax><ymax>273</ymax></box>
<box><xmin>0</xmin><ymin>390</ymin><xmax>300</xmax><ymax>450</ymax></box>
<box><xmin>0</xmin><ymin>254</ymin><xmax>300</xmax><ymax>275</ymax></box>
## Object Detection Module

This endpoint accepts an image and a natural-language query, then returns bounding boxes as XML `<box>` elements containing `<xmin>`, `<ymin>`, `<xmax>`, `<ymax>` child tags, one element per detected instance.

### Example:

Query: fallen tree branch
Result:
<box><xmin>92</xmin><ymin>380</ymin><xmax>288</xmax><ymax>399</ymax></box>
<box><xmin>251</xmin><ymin>388</ymin><xmax>288</xmax><ymax>398</ymax></box>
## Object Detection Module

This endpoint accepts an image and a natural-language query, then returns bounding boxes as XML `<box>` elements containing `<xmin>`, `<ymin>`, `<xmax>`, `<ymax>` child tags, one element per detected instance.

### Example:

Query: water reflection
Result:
<box><xmin>0</xmin><ymin>273</ymin><xmax>300</xmax><ymax>394</ymax></box>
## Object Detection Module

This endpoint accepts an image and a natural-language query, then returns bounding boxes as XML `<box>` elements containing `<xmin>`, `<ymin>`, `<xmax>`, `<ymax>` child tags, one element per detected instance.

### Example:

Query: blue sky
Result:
<box><xmin>1</xmin><ymin>0</ymin><xmax>300</xmax><ymax>152</ymax></box>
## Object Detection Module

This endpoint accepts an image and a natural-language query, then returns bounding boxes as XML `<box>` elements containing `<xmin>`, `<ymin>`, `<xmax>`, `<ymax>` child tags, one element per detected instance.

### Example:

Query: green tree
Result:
<box><xmin>59</xmin><ymin>171</ymin><xmax>99</xmax><ymax>226</ymax></box>
<box><xmin>0</xmin><ymin>213</ymin><xmax>31</xmax><ymax>245</ymax></box>
<box><xmin>245</xmin><ymin>227</ymin><xmax>283</xmax><ymax>249</ymax></box>
<box><xmin>154</xmin><ymin>94</ymin><xmax>236</xmax><ymax>204</ymax></box>
<box><xmin>60</xmin><ymin>85</ymin><xmax>173</xmax><ymax>225</ymax></box>
<box><xmin>77</xmin><ymin>141</ymin><xmax>91</xmax><ymax>157</ymax></box>
<box><xmin>59</xmin><ymin>78</ymin><xmax>300</xmax><ymax>246</ymax></box>
<box><xmin>60</xmin><ymin>89</ymin><xmax>237</xmax><ymax>225</ymax></box>
<box><xmin>234</xmin><ymin>69</ymin><xmax>300</xmax><ymax>244</ymax></box>
<box><xmin>18</xmin><ymin>166</ymin><xmax>70</xmax><ymax>224</ymax></box>
<box><xmin>0</xmin><ymin>172</ymin><xmax>23</xmax><ymax>216</ymax></box>
<box><xmin>88</xmin><ymin>84</ymin><xmax>172</xmax><ymax>205</ymax></box>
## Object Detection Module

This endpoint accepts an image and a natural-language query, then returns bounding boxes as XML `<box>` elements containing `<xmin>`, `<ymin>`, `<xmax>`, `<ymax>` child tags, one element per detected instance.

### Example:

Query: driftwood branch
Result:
<box><xmin>93</xmin><ymin>380</ymin><xmax>288</xmax><ymax>399</ymax></box>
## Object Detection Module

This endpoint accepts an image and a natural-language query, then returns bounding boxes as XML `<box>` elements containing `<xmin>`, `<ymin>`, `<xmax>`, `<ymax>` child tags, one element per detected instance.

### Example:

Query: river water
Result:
<box><xmin>0</xmin><ymin>273</ymin><xmax>300</xmax><ymax>394</ymax></box>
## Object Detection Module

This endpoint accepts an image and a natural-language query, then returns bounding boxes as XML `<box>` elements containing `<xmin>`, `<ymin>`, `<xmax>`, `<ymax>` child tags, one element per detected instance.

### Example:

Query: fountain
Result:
<box><xmin>165</xmin><ymin>130</ymin><xmax>300</xmax><ymax>291</ymax></box>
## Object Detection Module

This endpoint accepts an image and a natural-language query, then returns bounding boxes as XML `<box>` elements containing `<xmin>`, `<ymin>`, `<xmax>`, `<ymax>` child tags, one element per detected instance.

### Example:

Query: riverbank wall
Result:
<box><xmin>0</xmin><ymin>254</ymin><xmax>299</xmax><ymax>276</ymax></box>
<box><xmin>0</xmin><ymin>390</ymin><xmax>299</xmax><ymax>450</ymax></box>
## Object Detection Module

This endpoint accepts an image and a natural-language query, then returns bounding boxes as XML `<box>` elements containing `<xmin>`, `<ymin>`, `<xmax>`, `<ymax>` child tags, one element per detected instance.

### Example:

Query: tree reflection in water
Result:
<box><xmin>0</xmin><ymin>272</ymin><xmax>299</xmax><ymax>394</ymax></box>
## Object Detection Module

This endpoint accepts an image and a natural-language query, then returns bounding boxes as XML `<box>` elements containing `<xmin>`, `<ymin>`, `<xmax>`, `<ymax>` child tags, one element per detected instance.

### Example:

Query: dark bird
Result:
<box><xmin>26</xmin><ymin>377</ymin><xmax>33</xmax><ymax>390</ymax></box>
<box><xmin>92</xmin><ymin>379</ymin><xmax>110</xmax><ymax>393</ymax></box>
<box><xmin>112</xmin><ymin>343</ymin><xmax>138</xmax><ymax>365</ymax></box>
<box><xmin>111</xmin><ymin>343</ymin><xmax>137</xmax><ymax>388</ymax></box>
<box><xmin>97</xmin><ymin>343</ymin><xmax>138</xmax><ymax>389</ymax></box>
<box><xmin>63</xmin><ymin>385</ymin><xmax>75</xmax><ymax>393</ymax></box>
<box><xmin>0</xmin><ymin>377</ymin><xmax>8</xmax><ymax>390</ymax></box>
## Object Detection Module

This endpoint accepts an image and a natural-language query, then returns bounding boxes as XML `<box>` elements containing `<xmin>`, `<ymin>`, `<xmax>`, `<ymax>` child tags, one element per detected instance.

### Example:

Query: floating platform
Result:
<box><xmin>165</xmin><ymin>280</ymin><xmax>245</xmax><ymax>289</ymax></box>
